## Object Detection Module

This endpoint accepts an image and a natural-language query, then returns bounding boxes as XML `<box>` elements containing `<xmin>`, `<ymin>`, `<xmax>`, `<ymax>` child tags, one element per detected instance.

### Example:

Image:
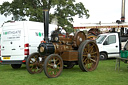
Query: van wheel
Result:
<box><xmin>11</xmin><ymin>64</ymin><xmax>22</xmax><ymax>69</ymax></box>
<box><xmin>100</xmin><ymin>53</ymin><xmax>107</xmax><ymax>60</ymax></box>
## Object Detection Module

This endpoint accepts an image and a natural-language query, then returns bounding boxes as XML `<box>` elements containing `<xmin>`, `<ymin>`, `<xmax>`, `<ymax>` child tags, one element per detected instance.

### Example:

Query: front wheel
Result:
<box><xmin>26</xmin><ymin>52</ymin><xmax>44</xmax><ymax>74</ymax></box>
<box><xmin>44</xmin><ymin>54</ymin><xmax>63</xmax><ymax>78</ymax></box>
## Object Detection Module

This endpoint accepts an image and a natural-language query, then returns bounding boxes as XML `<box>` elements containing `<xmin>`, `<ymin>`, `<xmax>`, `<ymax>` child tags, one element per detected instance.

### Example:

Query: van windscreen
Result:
<box><xmin>96</xmin><ymin>35</ymin><xmax>107</xmax><ymax>44</ymax></box>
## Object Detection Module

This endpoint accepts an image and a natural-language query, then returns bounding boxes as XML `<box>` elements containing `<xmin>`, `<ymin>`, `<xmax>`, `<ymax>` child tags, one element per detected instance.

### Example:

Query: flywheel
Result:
<box><xmin>74</xmin><ymin>31</ymin><xmax>87</xmax><ymax>47</ymax></box>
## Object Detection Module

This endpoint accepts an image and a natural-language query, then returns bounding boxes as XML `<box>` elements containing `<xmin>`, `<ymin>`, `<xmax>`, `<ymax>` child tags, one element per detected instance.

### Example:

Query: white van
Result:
<box><xmin>0</xmin><ymin>34</ymin><xmax>1</xmax><ymax>57</ymax></box>
<box><xmin>0</xmin><ymin>21</ymin><xmax>57</xmax><ymax>68</ymax></box>
<box><xmin>96</xmin><ymin>32</ymin><xmax>127</xmax><ymax>60</ymax></box>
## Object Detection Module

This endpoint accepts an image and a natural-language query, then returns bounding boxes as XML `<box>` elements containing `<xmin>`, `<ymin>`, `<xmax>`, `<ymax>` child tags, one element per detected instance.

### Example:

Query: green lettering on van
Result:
<box><xmin>39</xmin><ymin>32</ymin><xmax>42</xmax><ymax>37</ymax></box>
<box><xmin>4</xmin><ymin>32</ymin><xmax>8</xmax><ymax>35</ymax></box>
<box><xmin>35</xmin><ymin>32</ymin><xmax>43</xmax><ymax>37</ymax></box>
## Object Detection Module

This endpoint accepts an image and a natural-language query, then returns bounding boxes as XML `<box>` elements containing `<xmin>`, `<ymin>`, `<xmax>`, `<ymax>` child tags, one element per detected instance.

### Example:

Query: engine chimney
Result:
<box><xmin>43</xmin><ymin>9</ymin><xmax>49</xmax><ymax>42</ymax></box>
<box><xmin>121</xmin><ymin>0</ymin><xmax>125</xmax><ymax>22</ymax></box>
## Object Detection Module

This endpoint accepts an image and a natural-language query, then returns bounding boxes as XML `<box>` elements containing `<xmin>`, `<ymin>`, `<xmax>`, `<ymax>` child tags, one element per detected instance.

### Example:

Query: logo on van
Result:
<box><xmin>35</xmin><ymin>32</ymin><xmax>43</xmax><ymax>37</ymax></box>
<box><xmin>3</xmin><ymin>30</ymin><xmax>21</xmax><ymax>35</ymax></box>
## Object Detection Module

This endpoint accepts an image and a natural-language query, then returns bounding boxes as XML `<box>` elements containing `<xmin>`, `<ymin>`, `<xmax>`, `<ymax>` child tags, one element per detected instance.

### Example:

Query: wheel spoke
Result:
<box><xmin>84</xmin><ymin>49</ymin><xmax>88</xmax><ymax>54</ymax></box>
<box><xmin>85</xmin><ymin>61</ymin><xmax>93</xmax><ymax>69</ymax></box>
<box><xmin>53</xmin><ymin>58</ymin><xmax>56</xmax><ymax>64</ymax></box>
<box><xmin>83</xmin><ymin>54</ymin><xmax>87</xmax><ymax>57</ymax></box>
<box><xmin>57</xmin><ymin>62</ymin><xmax>61</xmax><ymax>66</ymax></box>
<box><xmin>34</xmin><ymin>56</ymin><xmax>37</xmax><ymax>61</ymax></box>
<box><xmin>87</xmin><ymin>44</ymin><xmax>90</xmax><ymax>52</ymax></box>
<box><xmin>30</xmin><ymin>59</ymin><xmax>34</xmax><ymax>63</ymax></box>
<box><xmin>83</xmin><ymin>58</ymin><xmax>88</xmax><ymax>63</ymax></box>
<box><xmin>48</xmin><ymin>63</ymin><xmax>54</xmax><ymax>67</ymax></box>
<box><xmin>90</xmin><ymin>58</ymin><xmax>96</xmax><ymax>63</ymax></box>
<box><xmin>90</xmin><ymin>52</ymin><xmax>97</xmax><ymax>55</ymax></box>
<box><xmin>89</xmin><ymin>44</ymin><xmax>95</xmax><ymax>53</ymax></box>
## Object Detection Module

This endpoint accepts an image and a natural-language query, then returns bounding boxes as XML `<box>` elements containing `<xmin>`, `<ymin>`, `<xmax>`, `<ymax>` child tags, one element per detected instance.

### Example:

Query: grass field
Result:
<box><xmin>0</xmin><ymin>59</ymin><xmax>128</xmax><ymax>85</ymax></box>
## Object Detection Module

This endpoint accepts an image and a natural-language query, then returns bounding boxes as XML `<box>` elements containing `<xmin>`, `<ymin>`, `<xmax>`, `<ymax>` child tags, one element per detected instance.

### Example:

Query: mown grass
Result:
<box><xmin>0</xmin><ymin>59</ymin><xmax>128</xmax><ymax>85</ymax></box>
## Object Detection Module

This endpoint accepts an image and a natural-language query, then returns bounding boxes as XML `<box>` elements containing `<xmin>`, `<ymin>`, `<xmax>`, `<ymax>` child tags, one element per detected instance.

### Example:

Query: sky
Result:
<box><xmin>0</xmin><ymin>0</ymin><xmax>128</xmax><ymax>26</ymax></box>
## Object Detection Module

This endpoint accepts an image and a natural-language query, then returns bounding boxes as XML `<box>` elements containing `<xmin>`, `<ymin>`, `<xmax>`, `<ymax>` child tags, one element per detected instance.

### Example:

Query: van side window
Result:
<box><xmin>108</xmin><ymin>35</ymin><xmax>116</xmax><ymax>44</ymax></box>
<box><xmin>104</xmin><ymin>35</ymin><xmax>116</xmax><ymax>45</ymax></box>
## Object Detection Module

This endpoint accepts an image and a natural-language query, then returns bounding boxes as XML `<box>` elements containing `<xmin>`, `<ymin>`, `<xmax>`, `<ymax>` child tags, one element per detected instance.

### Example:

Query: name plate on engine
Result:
<box><xmin>61</xmin><ymin>51</ymin><xmax>78</xmax><ymax>61</ymax></box>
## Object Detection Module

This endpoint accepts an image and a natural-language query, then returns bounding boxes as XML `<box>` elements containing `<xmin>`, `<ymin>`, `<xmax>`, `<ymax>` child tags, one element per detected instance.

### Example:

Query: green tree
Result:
<box><xmin>0</xmin><ymin>0</ymin><xmax>89</xmax><ymax>33</ymax></box>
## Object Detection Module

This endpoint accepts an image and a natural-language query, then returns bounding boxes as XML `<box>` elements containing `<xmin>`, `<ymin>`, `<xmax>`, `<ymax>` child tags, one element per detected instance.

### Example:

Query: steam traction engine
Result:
<box><xmin>26</xmin><ymin>10</ymin><xmax>100</xmax><ymax>78</ymax></box>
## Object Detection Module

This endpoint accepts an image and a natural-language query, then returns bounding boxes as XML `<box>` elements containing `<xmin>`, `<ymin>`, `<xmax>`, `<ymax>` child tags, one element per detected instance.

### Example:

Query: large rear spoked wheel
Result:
<box><xmin>78</xmin><ymin>40</ymin><xmax>99</xmax><ymax>72</ymax></box>
<box><xmin>44</xmin><ymin>54</ymin><xmax>63</xmax><ymax>78</ymax></box>
<box><xmin>26</xmin><ymin>52</ymin><xmax>44</xmax><ymax>74</ymax></box>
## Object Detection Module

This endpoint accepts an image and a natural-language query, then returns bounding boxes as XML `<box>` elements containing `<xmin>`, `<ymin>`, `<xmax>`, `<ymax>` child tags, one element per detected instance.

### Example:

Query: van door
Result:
<box><xmin>0</xmin><ymin>34</ymin><xmax>1</xmax><ymax>57</ymax></box>
<box><xmin>103</xmin><ymin>34</ymin><xmax>119</xmax><ymax>57</ymax></box>
<box><xmin>1</xmin><ymin>28</ymin><xmax>24</xmax><ymax>60</ymax></box>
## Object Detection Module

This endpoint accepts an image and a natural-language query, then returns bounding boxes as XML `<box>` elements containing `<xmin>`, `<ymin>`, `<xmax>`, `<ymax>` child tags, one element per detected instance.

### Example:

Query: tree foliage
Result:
<box><xmin>0</xmin><ymin>0</ymin><xmax>89</xmax><ymax>33</ymax></box>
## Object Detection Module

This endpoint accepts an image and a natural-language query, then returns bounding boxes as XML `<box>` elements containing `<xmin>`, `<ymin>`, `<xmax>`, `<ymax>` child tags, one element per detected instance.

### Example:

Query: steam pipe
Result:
<box><xmin>121</xmin><ymin>0</ymin><xmax>125</xmax><ymax>22</ymax></box>
<box><xmin>120</xmin><ymin>0</ymin><xmax>126</xmax><ymax>51</ymax></box>
<box><xmin>43</xmin><ymin>9</ymin><xmax>49</xmax><ymax>42</ymax></box>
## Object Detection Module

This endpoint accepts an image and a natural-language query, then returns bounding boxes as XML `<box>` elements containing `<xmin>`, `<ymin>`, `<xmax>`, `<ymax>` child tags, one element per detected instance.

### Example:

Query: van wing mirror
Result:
<box><xmin>103</xmin><ymin>41</ymin><xmax>108</xmax><ymax>45</ymax></box>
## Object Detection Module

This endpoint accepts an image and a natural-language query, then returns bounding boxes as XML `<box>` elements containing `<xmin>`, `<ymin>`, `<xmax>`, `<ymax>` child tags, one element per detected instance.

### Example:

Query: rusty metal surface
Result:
<box><xmin>61</xmin><ymin>51</ymin><xmax>78</xmax><ymax>61</ymax></box>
